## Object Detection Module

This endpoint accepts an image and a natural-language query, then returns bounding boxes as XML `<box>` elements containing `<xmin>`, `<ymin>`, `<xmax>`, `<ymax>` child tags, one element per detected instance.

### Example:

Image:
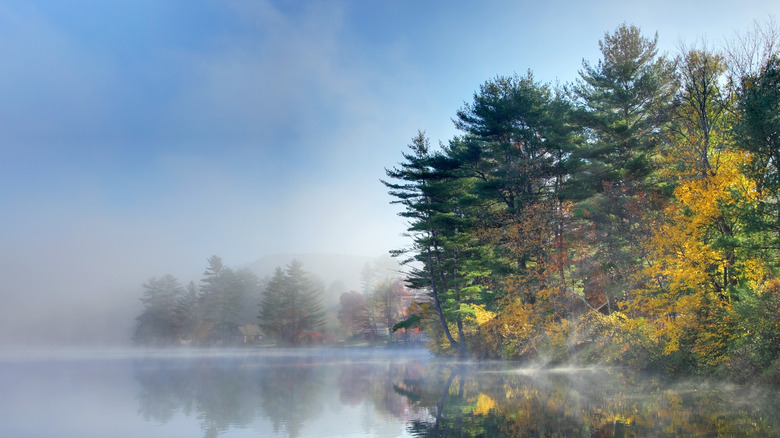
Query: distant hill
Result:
<box><xmin>243</xmin><ymin>253</ymin><xmax>400</xmax><ymax>293</ymax></box>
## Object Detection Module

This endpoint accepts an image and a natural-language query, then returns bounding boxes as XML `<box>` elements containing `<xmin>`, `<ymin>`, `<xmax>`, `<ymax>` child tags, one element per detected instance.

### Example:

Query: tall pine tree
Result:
<box><xmin>569</xmin><ymin>23</ymin><xmax>676</xmax><ymax>309</ymax></box>
<box><xmin>199</xmin><ymin>255</ymin><xmax>243</xmax><ymax>344</ymax></box>
<box><xmin>134</xmin><ymin>275</ymin><xmax>185</xmax><ymax>345</ymax></box>
<box><xmin>383</xmin><ymin>132</ymin><xmax>474</xmax><ymax>356</ymax></box>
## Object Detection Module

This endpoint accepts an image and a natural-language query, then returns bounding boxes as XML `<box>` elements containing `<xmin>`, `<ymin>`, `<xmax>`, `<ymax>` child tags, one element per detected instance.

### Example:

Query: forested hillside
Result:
<box><xmin>385</xmin><ymin>22</ymin><xmax>780</xmax><ymax>381</ymax></box>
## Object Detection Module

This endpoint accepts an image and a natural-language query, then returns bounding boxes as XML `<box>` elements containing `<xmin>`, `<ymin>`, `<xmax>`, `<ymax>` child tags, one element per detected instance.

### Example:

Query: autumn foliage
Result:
<box><xmin>386</xmin><ymin>23</ymin><xmax>780</xmax><ymax>381</ymax></box>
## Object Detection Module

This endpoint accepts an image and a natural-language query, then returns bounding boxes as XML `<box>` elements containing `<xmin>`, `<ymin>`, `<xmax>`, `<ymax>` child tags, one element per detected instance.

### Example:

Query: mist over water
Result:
<box><xmin>4</xmin><ymin>3</ymin><xmax>780</xmax><ymax>437</ymax></box>
<box><xmin>2</xmin><ymin>347</ymin><xmax>779</xmax><ymax>437</ymax></box>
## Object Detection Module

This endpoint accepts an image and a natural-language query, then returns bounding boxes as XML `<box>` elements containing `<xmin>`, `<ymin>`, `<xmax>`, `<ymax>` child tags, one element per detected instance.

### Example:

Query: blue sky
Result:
<box><xmin>1</xmin><ymin>0</ymin><xmax>779</xmax><ymax>344</ymax></box>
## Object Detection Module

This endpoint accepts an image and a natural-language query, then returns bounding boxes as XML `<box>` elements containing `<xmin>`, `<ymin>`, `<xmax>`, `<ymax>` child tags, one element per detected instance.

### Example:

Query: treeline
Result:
<box><xmin>133</xmin><ymin>255</ymin><xmax>266</xmax><ymax>345</ymax></box>
<box><xmin>385</xmin><ymin>22</ymin><xmax>780</xmax><ymax>381</ymax></box>
<box><xmin>133</xmin><ymin>255</ymin><xmax>416</xmax><ymax>346</ymax></box>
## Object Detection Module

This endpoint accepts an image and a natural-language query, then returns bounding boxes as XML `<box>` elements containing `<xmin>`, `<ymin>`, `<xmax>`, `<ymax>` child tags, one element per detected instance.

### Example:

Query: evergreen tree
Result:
<box><xmin>283</xmin><ymin>259</ymin><xmax>326</xmax><ymax>344</ymax></box>
<box><xmin>455</xmin><ymin>72</ymin><xmax>571</xmax><ymax>210</ymax></box>
<box><xmin>174</xmin><ymin>281</ymin><xmax>200</xmax><ymax>342</ymax></box>
<box><xmin>258</xmin><ymin>260</ymin><xmax>326</xmax><ymax>346</ymax></box>
<box><xmin>258</xmin><ymin>267</ymin><xmax>287</xmax><ymax>344</ymax></box>
<box><xmin>454</xmin><ymin>73</ymin><xmax>577</xmax><ymax>305</ymax></box>
<box><xmin>134</xmin><ymin>275</ymin><xmax>184</xmax><ymax>345</ymax></box>
<box><xmin>235</xmin><ymin>268</ymin><xmax>263</xmax><ymax>325</ymax></box>
<box><xmin>571</xmin><ymin>23</ymin><xmax>675</xmax><ymax>191</ymax></box>
<box><xmin>383</xmin><ymin>132</ymin><xmax>483</xmax><ymax>356</ymax></box>
<box><xmin>359</xmin><ymin>261</ymin><xmax>376</xmax><ymax>295</ymax></box>
<box><xmin>569</xmin><ymin>23</ymin><xmax>676</xmax><ymax>309</ymax></box>
<box><xmin>737</xmin><ymin>56</ymin><xmax>780</xmax><ymax>249</ymax></box>
<box><xmin>199</xmin><ymin>255</ymin><xmax>242</xmax><ymax>344</ymax></box>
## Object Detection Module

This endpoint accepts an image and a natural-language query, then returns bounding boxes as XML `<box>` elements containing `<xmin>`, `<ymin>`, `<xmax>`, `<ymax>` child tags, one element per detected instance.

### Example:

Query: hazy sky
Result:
<box><xmin>2</xmin><ymin>0</ymin><xmax>779</xmax><ymax>345</ymax></box>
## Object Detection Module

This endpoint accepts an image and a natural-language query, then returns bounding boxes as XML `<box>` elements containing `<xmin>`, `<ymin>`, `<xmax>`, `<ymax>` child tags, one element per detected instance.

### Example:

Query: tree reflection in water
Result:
<box><xmin>134</xmin><ymin>351</ymin><xmax>780</xmax><ymax>437</ymax></box>
<box><xmin>134</xmin><ymin>349</ymin><xmax>429</xmax><ymax>437</ymax></box>
<box><xmin>402</xmin><ymin>363</ymin><xmax>780</xmax><ymax>437</ymax></box>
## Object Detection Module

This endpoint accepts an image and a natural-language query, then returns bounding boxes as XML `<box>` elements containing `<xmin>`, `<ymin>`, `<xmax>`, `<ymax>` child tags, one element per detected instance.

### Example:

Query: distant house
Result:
<box><xmin>237</xmin><ymin>324</ymin><xmax>264</xmax><ymax>344</ymax></box>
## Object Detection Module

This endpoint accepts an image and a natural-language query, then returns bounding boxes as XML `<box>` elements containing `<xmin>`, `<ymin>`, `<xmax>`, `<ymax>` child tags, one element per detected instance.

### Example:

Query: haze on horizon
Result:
<box><xmin>2</xmin><ymin>0</ymin><xmax>779</xmax><ymax>346</ymax></box>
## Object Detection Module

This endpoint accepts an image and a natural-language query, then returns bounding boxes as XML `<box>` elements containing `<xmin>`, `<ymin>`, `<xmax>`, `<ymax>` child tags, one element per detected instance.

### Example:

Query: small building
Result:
<box><xmin>237</xmin><ymin>324</ymin><xmax>264</xmax><ymax>344</ymax></box>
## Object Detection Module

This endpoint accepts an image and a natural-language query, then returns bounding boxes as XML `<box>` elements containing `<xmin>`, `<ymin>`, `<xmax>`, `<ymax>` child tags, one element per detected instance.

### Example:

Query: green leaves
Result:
<box><xmin>737</xmin><ymin>56</ymin><xmax>780</xmax><ymax>248</ymax></box>
<box><xmin>385</xmin><ymin>24</ymin><xmax>780</xmax><ymax>378</ymax></box>
<box><xmin>392</xmin><ymin>315</ymin><xmax>421</xmax><ymax>333</ymax></box>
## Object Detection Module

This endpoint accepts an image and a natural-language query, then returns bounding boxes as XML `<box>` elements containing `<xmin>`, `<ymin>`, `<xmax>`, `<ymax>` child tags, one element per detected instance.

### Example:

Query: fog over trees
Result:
<box><xmin>132</xmin><ymin>254</ymin><xmax>410</xmax><ymax>347</ymax></box>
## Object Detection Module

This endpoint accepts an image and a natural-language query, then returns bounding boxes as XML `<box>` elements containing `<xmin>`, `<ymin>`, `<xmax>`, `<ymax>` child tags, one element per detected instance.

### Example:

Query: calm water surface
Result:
<box><xmin>1</xmin><ymin>347</ymin><xmax>779</xmax><ymax>437</ymax></box>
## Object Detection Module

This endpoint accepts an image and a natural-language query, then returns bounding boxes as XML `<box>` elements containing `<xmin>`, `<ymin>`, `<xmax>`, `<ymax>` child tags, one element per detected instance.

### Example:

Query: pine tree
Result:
<box><xmin>134</xmin><ymin>275</ymin><xmax>184</xmax><ymax>345</ymax></box>
<box><xmin>737</xmin><ymin>56</ymin><xmax>780</xmax><ymax>249</ymax></box>
<box><xmin>199</xmin><ymin>255</ymin><xmax>242</xmax><ymax>344</ymax></box>
<box><xmin>174</xmin><ymin>281</ymin><xmax>200</xmax><ymax>342</ymax></box>
<box><xmin>259</xmin><ymin>267</ymin><xmax>287</xmax><ymax>344</ymax></box>
<box><xmin>383</xmin><ymin>132</ymin><xmax>472</xmax><ymax>356</ymax></box>
<box><xmin>454</xmin><ymin>73</ymin><xmax>577</xmax><ymax>303</ymax></box>
<box><xmin>571</xmin><ymin>23</ymin><xmax>675</xmax><ymax>191</ymax></box>
<box><xmin>258</xmin><ymin>260</ymin><xmax>325</xmax><ymax>346</ymax></box>
<box><xmin>455</xmin><ymin>72</ymin><xmax>571</xmax><ymax>210</ymax></box>
<box><xmin>283</xmin><ymin>259</ymin><xmax>326</xmax><ymax>345</ymax></box>
<box><xmin>569</xmin><ymin>23</ymin><xmax>676</xmax><ymax>309</ymax></box>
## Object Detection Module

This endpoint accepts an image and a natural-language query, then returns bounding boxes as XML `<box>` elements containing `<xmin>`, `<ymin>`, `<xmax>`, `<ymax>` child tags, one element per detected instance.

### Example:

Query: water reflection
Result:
<box><xmin>132</xmin><ymin>350</ymin><xmax>780</xmax><ymax>437</ymax></box>
<box><xmin>133</xmin><ymin>349</ymin><xmax>431</xmax><ymax>437</ymax></box>
<box><xmin>402</xmin><ymin>364</ymin><xmax>780</xmax><ymax>437</ymax></box>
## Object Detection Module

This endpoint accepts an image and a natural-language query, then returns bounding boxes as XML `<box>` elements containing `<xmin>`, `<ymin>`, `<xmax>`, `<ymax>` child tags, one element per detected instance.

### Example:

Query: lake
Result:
<box><xmin>1</xmin><ymin>347</ymin><xmax>779</xmax><ymax>437</ymax></box>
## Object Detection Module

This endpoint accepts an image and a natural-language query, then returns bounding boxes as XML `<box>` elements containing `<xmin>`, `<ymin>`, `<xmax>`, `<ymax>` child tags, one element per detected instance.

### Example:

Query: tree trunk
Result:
<box><xmin>427</xmin><ymin>248</ymin><xmax>467</xmax><ymax>357</ymax></box>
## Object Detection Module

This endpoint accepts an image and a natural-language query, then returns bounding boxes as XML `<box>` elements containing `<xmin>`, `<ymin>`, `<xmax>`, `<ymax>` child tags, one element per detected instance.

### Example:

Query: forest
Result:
<box><xmin>132</xmin><ymin>255</ymin><xmax>417</xmax><ymax>348</ymax></box>
<box><xmin>382</xmin><ymin>21</ymin><xmax>780</xmax><ymax>382</ymax></box>
<box><xmin>134</xmin><ymin>21</ymin><xmax>780</xmax><ymax>382</ymax></box>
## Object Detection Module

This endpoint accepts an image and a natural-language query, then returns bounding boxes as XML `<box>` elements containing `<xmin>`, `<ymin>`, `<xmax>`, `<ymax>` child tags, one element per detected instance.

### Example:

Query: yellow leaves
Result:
<box><xmin>544</xmin><ymin>317</ymin><xmax>571</xmax><ymax>340</ymax></box>
<box><xmin>758</xmin><ymin>277</ymin><xmax>780</xmax><ymax>296</ymax></box>
<box><xmin>497</xmin><ymin>299</ymin><xmax>534</xmax><ymax>336</ymax></box>
<box><xmin>742</xmin><ymin>258</ymin><xmax>770</xmax><ymax>289</ymax></box>
<box><xmin>642</xmin><ymin>150</ymin><xmax>756</xmax><ymax>302</ymax></box>
<box><xmin>602</xmin><ymin>310</ymin><xmax>628</xmax><ymax>326</ymax></box>
<box><xmin>672</xmin><ymin>151</ymin><xmax>755</xmax><ymax>224</ymax></box>
<box><xmin>464</xmin><ymin>303</ymin><xmax>496</xmax><ymax>326</ymax></box>
<box><xmin>473</xmin><ymin>393</ymin><xmax>497</xmax><ymax>415</ymax></box>
<box><xmin>662</xmin><ymin>325</ymin><xmax>682</xmax><ymax>355</ymax></box>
